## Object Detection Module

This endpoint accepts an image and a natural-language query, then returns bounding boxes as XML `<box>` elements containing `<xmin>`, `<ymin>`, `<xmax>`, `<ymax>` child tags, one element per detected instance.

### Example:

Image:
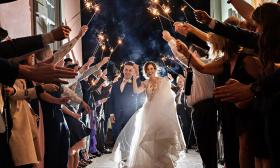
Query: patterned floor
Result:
<box><xmin>87</xmin><ymin>150</ymin><xmax>215</xmax><ymax>168</ymax></box>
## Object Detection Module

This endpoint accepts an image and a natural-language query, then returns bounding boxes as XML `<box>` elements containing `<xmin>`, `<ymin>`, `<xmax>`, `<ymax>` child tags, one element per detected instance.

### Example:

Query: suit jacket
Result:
<box><xmin>108</xmin><ymin>78</ymin><xmax>140</xmax><ymax>118</ymax></box>
<box><xmin>0</xmin><ymin>35</ymin><xmax>44</xmax><ymax>59</ymax></box>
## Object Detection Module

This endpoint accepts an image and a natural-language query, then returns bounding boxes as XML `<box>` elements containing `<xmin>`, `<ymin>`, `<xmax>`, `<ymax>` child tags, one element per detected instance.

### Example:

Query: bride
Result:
<box><xmin>112</xmin><ymin>61</ymin><xmax>186</xmax><ymax>168</ymax></box>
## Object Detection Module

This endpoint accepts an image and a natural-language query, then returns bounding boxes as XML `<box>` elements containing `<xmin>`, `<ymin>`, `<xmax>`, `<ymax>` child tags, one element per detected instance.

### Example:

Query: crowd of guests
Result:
<box><xmin>1</xmin><ymin>0</ymin><xmax>280</xmax><ymax>168</ymax></box>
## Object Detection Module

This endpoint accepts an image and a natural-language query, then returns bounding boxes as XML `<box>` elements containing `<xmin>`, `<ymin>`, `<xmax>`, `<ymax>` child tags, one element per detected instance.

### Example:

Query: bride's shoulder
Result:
<box><xmin>159</xmin><ymin>76</ymin><xmax>169</xmax><ymax>81</ymax></box>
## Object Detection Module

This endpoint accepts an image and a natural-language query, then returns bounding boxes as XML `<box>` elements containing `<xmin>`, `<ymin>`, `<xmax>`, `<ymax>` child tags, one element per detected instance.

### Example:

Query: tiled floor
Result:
<box><xmin>87</xmin><ymin>150</ymin><xmax>213</xmax><ymax>168</ymax></box>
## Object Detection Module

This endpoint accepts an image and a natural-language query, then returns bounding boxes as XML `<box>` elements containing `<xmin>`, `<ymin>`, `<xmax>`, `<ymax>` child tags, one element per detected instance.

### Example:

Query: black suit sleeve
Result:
<box><xmin>0</xmin><ymin>58</ymin><xmax>18</xmax><ymax>86</ymax></box>
<box><xmin>211</xmin><ymin>21</ymin><xmax>259</xmax><ymax>50</ymax></box>
<box><xmin>0</xmin><ymin>35</ymin><xmax>44</xmax><ymax>59</ymax></box>
<box><xmin>256</xmin><ymin>69</ymin><xmax>280</xmax><ymax>96</ymax></box>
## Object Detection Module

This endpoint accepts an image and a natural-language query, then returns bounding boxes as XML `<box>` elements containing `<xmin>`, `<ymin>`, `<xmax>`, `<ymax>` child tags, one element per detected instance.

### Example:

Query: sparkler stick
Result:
<box><xmin>181</xmin><ymin>6</ymin><xmax>189</xmax><ymax>22</ymax></box>
<box><xmin>158</xmin><ymin>17</ymin><xmax>164</xmax><ymax>30</ymax></box>
<box><xmin>182</xmin><ymin>0</ymin><xmax>195</xmax><ymax>11</ymax></box>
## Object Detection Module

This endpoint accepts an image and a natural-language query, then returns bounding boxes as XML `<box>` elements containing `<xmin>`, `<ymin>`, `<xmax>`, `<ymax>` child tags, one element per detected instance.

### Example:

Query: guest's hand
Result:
<box><xmin>19</xmin><ymin>64</ymin><xmax>77</xmax><ymax>84</ymax></box>
<box><xmin>162</xmin><ymin>30</ymin><xmax>173</xmax><ymax>42</ymax></box>
<box><xmin>174</xmin><ymin>22</ymin><xmax>193</xmax><ymax>37</ymax></box>
<box><xmin>57</xmin><ymin>96</ymin><xmax>70</xmax><ymax>104</ymax></box>
<box><xmin>77</xmin><ymin>25</ymin><xmax>88</xmax><ymax>38</ymax></box>
<box><xmin>213</xmin><ymin>79</ymin><xmax>254</xmax><ymax>103</ymax></box>
<box><xmin>110</xmin><ymin>115</ymin><xmax>116</xmax><ymax>124</ymax></box>
<box><xmin>194</xmin><ymin>10</ymin><xmax>212</xmax><ymax>25</ymax></box>
<box><xmin>81</xmin><ymin>101</ymin><xmax>91</xmax><ymax>113</ymax></box>
<box><xmin>42</xmin><ymin>84</ymin><xmax>59</xmax><ymax>93</ymax></box>
<box><xmin>51</xmin><ymin>26</ymin><xmax>71</xmax><ymax>41</ymax></box>
<box><xmin>87</xmin><ymin>56</ymin><xmax>95</xmax><ymax>66</ymax></box>
<box><xmin>73</xmin><ymin>113</ymin><xmax>82</xmax><ymax>120</ymax></box>
<box><xmin>100</xmin><ymin>98</ymin><xmax>108</xmax><ymax>104</ymax></box>
<box><xmin>98</xmin><ymin>57</ymin><xmax>110</xmax><ymax>68</ymax></box>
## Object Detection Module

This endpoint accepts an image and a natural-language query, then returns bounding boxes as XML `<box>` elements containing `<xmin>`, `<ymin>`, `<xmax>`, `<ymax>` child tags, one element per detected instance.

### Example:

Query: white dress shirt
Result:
<box><xmin>168</xmin><ymin>39</ymin><xmax>215</xmax><ymax>107</ymax></box>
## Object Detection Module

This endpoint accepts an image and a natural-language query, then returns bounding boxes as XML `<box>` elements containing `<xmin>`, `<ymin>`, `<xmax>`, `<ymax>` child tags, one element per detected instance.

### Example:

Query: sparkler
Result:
<box><xmin>109</xmin><ymin>37</ymin><xmax>124</xmax><ymax>57</ymax></box>
<box><xmin>148</xmin><ymin>7</ymin><xmax>164</xmax><ymax>30</ymax></box>
<box><xmin>148</xmin><ymin>0</ymin><xmax>175</xmax><ymax>31</ymax></box>
<box><xmin>181</xmin><ymin>6</ymin><xmax>189</xmax><ymax>22</ymax></box>
<box><xmin>100</xmin><ymin>44</ymin><xmax>106</xmax><ymax>59</ymax></box>
<box><xmin>86</xmin><ymin>4</ymin><xmax>100</xmax><ymax>26</ymax></box>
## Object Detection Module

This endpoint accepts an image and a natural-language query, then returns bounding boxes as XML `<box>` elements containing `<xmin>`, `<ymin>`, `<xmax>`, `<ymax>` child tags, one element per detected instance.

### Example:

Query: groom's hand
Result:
<box><xmin>110</xmin><ymin>114</ymin><xmax>116</xmax><ymax>124</ymax></box>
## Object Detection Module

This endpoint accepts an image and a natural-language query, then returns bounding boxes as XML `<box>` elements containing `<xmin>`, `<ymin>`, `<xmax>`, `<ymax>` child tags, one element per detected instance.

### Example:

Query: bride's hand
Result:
<box><xmin>133</xmin><ymin>64</ymin><xmax>139</xmax><ymax>79</ymax></box>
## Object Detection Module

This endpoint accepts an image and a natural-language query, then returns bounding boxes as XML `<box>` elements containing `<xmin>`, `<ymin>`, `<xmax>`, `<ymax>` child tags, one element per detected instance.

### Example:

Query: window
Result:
<box><xmin>34</xmin><ymin>0</ymin><xmax>62</xmax><ymax>50</ymax></box>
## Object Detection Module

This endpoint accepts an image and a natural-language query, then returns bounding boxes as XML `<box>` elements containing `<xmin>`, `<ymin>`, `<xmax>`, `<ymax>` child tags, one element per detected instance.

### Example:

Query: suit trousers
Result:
<box><xmin>192</xmin><ymin>98</ymin><xmax>218</xmax><ymax>168</ymax></box>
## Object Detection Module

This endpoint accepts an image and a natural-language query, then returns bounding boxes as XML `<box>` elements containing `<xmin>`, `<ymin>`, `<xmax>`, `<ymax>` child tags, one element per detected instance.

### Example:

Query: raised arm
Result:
<box><xmin>174</xmin><ymin>22</ymin><xmax>210</xmax><ymax>42</ymax></box>
<box><xmin>165</xmin><ymin>36</ymin><xmax>224</xmax><ymax>75</ymax></box>
<box><xmin>0</xmin><ymin>26</ymin><xmax>71</xmax><ymax>59</ymax></box>
<box><xmin>229</xmin><ymin>0</ymin><xmax>255</xmax><ymax>22</ymax></box>
<box><xmin>132</xmin><ymin>64</ymin><xmax>145</xmax><ymax>94</ymax></box>
<box><xmin>194</xmin><ymin>10</ymin><xmax>259</xmax><ymax>50</ymax></box>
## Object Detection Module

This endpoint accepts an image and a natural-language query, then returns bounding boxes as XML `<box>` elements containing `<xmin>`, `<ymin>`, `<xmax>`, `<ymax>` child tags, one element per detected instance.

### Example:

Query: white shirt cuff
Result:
<box><xmin>209</xmin><ymin>19</ymin><xmax>216</xmax><ymax>29</ymax></box>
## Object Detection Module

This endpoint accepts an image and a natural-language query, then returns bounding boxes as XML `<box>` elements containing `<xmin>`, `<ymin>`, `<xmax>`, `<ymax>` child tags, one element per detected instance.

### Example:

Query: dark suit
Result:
<box><xmin>175</xmin><ymin>89</ymin><xmax>194</xmax><ymax>148</ymax></box>
<box><xmin>108</xmin><ymin>78</ymin><xmax>140</xmax><ymax>140</ymax></box>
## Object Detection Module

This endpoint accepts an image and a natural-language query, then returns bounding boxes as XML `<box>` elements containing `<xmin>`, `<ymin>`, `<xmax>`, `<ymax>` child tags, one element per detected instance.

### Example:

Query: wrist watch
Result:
<box><xmin>250</xmin><ymin>82</ymin><xmax>261</xmax><ymax>96</ymax></box>
<box><xmin>227</xmin><ymin>0</ymin><xmax>232</xmax><ymax>4</ymax></box>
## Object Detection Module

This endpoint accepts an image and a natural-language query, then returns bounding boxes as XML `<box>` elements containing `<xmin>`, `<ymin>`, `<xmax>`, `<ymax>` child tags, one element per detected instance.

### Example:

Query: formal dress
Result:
<box><xmin>112</xmin><ymin>77</ymin><xmax>185</xmax><ymax>168</ymax></box>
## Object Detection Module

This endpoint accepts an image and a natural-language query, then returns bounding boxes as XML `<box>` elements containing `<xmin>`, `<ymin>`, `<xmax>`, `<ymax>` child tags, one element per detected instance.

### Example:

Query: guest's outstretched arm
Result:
<box><xmin>167</xmin><ymin>39</ymin><xmax>224</xmax><ymax>75</ymax></box>
<box><xmin>229</xmin><ymin>0</ymin><xmax>255</xmax><ymax>22</ymax></box>
<box><xmin>174</xmin><ymin>22</ymin><xmax>210</xmax><ymax>42</ymax></box>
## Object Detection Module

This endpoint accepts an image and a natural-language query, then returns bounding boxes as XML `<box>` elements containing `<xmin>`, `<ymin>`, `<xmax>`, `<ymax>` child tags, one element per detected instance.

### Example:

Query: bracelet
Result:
<box><xmin>35</xmin><ymin>85</ymin><xmax>45</xmax><ymax>96</ymax></box>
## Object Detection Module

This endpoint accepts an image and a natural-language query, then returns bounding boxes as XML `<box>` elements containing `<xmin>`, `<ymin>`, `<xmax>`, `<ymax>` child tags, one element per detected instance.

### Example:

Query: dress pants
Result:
<box><xmin>192</xmin><ymin>98</ymin><xmax>218</xmax><ymax>168</ymax></box>
<box><xmin>177</xmin><ymin>104</ymin><xmax>194</xmax><ymax>148</ymax></box>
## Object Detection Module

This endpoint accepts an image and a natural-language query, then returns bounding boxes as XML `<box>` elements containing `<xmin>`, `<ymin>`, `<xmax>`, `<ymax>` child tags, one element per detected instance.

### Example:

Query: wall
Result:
<box><xmin>0</xmin><ymin>0</ymin><xmax>33</xmax><ymax>38</ymax></box>
<box><xmin>61</xmin><ymin>0</ymin><xmax>83</xmax><ymax>65</ymax></box>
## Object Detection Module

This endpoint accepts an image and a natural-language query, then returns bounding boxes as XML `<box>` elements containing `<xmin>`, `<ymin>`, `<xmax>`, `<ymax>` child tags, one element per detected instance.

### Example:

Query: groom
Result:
<box><xmin>108</xmin><ymin>61</ymin><xmax>141</xmax><ymax>141</ymax></box>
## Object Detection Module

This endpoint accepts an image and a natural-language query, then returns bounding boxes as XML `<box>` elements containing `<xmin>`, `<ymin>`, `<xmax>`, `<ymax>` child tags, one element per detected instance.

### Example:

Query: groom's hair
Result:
<box><xmin>121</xmin><ymin>61</ymin><xmax>135</xmax><ymax>71</ymax></box>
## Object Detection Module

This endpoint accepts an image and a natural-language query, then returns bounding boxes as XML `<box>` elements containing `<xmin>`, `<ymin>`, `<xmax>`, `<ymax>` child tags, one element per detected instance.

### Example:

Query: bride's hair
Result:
<box><xmin>143</xmin><ymin>61</ymin><xmax>158</xmax><ymax>79</ymax></box>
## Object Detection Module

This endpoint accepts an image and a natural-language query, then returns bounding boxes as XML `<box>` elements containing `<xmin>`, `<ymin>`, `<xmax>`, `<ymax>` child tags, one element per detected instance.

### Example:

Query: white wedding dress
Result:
<box><xmin>112</xmin><ymin>77</ymin><xmax>186</xmax><ymax>168</ymax></box>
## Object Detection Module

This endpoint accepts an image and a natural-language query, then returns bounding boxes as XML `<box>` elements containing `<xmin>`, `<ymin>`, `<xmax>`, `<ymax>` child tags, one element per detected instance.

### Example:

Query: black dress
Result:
<box><xmin>64</xmin><ymin>105</ymin><xmax>91</xmax><ymax>147</ymax></box>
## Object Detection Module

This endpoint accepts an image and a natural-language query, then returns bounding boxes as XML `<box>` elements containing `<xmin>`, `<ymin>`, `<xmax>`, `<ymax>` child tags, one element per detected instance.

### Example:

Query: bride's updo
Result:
<box><xmin>143</xmin><ymin>61</ymin><xmax>158</xmax><ymax>79</ymax></box>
